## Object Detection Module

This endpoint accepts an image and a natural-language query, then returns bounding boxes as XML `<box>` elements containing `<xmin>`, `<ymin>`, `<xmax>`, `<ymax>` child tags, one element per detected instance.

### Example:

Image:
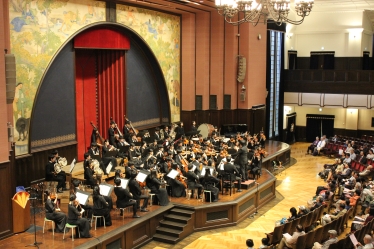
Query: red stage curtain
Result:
<box><xmin>97</xmin><ymin>50</ymin><xmax>126</xmax><ymax>140</ymax></box>
<box><xmin>75</xmin><ymin>50</ymin><xmax>98</xmax><ymax>161</ymax></box>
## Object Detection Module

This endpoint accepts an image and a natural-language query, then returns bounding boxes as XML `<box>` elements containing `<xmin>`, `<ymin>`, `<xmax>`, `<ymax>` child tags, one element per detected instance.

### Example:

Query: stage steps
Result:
<box><xmin>153</xmin><ymin>207</ymin><xmax>195</xmax><ymax>244</ymax></box>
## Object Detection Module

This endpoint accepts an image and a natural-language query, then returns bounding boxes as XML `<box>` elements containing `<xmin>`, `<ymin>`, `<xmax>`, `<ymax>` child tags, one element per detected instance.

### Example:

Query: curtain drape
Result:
<box><xmin>97</xmin><ymin>50</ymin><xmax>126</xmax><ymax>139</ymax></box>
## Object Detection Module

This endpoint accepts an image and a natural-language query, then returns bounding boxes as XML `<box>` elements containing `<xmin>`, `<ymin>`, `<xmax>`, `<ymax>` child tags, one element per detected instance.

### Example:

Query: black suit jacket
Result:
<box><xmin>233</xmin><ymin>146</ymin><xmax>248</xmax><ymax>165</ymax></box>
<box><xmin>108</xmin><ymin>127</ymin><xmax>115</xmax><ymax>145</ymax></box>
<box><xmin>45</xmin><ymin>161</ymin><xmax>55</xmax><ymax>181</ymax></box>
<box><xmin>224</xmin><ymin>162</ymin><xmax>240</xmax><ymax>179</ymax></box>
<box><xmin>128</xmin><ymin>178</ymin><xmax>142</xmax><ymax>199</ymax></box>
<box><xmin>114</xmin><ymin>187</ymin><xmax>133</xmax><ymax>208</ymax></box>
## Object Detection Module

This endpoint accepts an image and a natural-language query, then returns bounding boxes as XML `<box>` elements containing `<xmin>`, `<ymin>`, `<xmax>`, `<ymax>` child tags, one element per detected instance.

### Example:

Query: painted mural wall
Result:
<box><xmin>9</xmin><ymin>0</ymin><xmax>180</xmax><ymax>156</ymax></box>
<box><xmin>116</xmin><ymin>5</ymin><xmax>180</xmax><ymax>123</ymax></box>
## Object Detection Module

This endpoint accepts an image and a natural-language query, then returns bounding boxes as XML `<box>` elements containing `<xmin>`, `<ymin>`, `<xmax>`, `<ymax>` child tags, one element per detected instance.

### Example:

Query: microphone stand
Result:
<box><xmin>26</xmin><ymin>197</ymin><xmax>42</xmax><ymax>248</ymax></box>
<box><xmin>249</xmin><ymin>182</ymin><xmax>260</xmax><ymax>219</ymax></box>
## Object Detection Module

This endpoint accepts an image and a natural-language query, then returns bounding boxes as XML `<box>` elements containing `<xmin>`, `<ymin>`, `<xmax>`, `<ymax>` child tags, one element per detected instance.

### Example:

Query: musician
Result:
<box><xmin>102</xmin><ymin>139</ymin><xmax>118</xmax><ymax>170</ymax></box>
<box><xmin>176</xmin><ymin>122</ymin><xmax>185</xmax><ymax>139</ymax></box>
<box><xmin>130</xmin><ymin>134</ymin><xmax>139</xmax><ymax>143</ymax></box>
<box><xmin>128</xmin><ymin>143</ymin><xmax>140</xmax><ymax>160</ymax></box>
<box><xmin>175</xmin><ymin>149</ymin><xmax>185</xmax><ymax>168</ymax></box>
<box><xmin>68</xmin><ymin>194</ymin><xmax>92</xmax><ymax>238</ymax></box>
<box><xmin>249</xmin><ymin>150</ymin><xmax>262</xmax><ymax>179</ymax></box>
<box><xmin>223</xmin><ymin>156</ymin><xmax>242</xmax><ymax>192</ymax></box>
<box><xmin>186</xmin><ymin>164</ymin><xmax>203</xmax><ymax>199</ymax></box>
<box><xmin>123</xmin><ymin>121</ymin><xmax>132</xmax><ymax>141</ymax></box>
<box><xmin>168</xmin><ymin>162</ymin><xmax>187</xmax><ymax>197</ymax></box>
<box><xmin>201</xmin><ymin>167</ymin><xmax>220</xmax><ymax>202</ymax></box>
<box><xmin>108</xmin><ymin>121</ymin><xmax>117</xmax><ymax>146</ymax></box>
<box><xmin>52</xmin><ymin>150</ymin><xmax>67</xmax><ymax>189</ymax></box>
<box><xmin>71</xmin><ymin>179</ymin><xmax>93</xmax><ymax>219</ymax></box>
<box><xmin>259</xmin><ymin>131</ymin><xmax>266</xmax><ymax>148</ymax></box>
<box><xmin>155</xmin><ymin>144</ymin><xmax>164</xmax><ymax>162</ymax></box>
<box><xmin>140</xmin><ymin>141</ymin><xmax>148</xmax><ymax>158</ymax></box>
<box><xmin>232</xmin><ymin>140</ymin><xmax>249</xmax><ymax>181</ymax></box>
<box><xmin>83</xmin><ymin>153</ymin><xmax>97</xmax><ymax>188</ymax></box>
<box><xmin>142</xmin><ymin>130</ymin><xmax>151</xmax><ymax>141</ymax></box>
<box><xmin>116</xmin><ymin>135</ymin><xmax>129</xmax><ymax>147</ymax></box>
<box><xmin>144</xmin><ymin>149</ymin><xmax>156</xmax><ymax>170</ymax></box>
<box><xmin>45</xmin><ymin>154</ymin><xmax>66</xmax><ymax>193</ymax></box>
<box><xmin>190</xmin><ymin>121</ymin><xmax>197</xmax><ymax>133</ymax></box>
<box><xmin>89</xmin><ymin>142</ymin><xmax>108</xmax><ymax>175</ymax></box>
<box><xmin>146</xmin><ymin>170</ymin><xmax>170</xmax><ymax>206</ymax></box>
<box><xmin>163</xmin><ymin>125</ymin><xmax>170</xmax><ymax>137</ymax></box>
<box><xmin>45</xmin><ymin>190</ymin><xmax>67</xmax><ymax>233</ymax></box>
<box><xmin>128</xmin><ymin>170</ymin><xmax>149</xmax><ymax>212</ymax></box>
<box><xmin>114</xmin><ymin>178</ymin><xmax>140</xmax><ymax>218</ymax></box>
<box><xmin>227</xmin><ymin>135</ymin><xmax>236</xmax><ymax>148</ymax></box>
<box><xmin>92</xmin><ymin>186</ymin><xmax>112</xmax><ymax>227</ymax></box>
<box><xmin>154</xmin><ymin>127</ymin><xmax>161</xmax><ymax>141</ymax></box>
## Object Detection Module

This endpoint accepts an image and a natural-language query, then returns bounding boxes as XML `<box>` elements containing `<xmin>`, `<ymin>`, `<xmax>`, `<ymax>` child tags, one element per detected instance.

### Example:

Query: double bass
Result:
<box><xmin>90</xmin><ymin>122</ymin><xmax>104</xmax><ymax>156</ymax></box>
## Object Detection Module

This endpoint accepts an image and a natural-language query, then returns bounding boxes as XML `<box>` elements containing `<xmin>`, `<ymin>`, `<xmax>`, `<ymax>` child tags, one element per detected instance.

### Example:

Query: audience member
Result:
<box><xmin>312</xmin><ymin>230</ymin><xmax>338</xmax><ymax>249</ymax></box>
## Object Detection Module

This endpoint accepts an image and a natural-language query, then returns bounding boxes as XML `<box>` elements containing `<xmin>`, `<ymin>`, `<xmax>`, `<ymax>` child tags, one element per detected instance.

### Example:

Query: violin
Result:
<box><xmin>183</xmin><ymin>138</ymin><xmax>189</xmax><ymax>145</ymax></box>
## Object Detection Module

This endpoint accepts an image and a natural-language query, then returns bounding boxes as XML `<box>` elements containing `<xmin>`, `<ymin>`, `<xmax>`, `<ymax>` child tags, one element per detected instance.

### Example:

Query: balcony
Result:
<box><xmin>284</xmin><ymin>70</ymin><xmax>374</xmax><ymax>94</ymax></box>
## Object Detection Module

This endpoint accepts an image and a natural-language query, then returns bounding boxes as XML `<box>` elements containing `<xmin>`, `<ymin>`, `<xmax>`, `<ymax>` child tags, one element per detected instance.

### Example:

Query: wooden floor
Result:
<box><xmin>1</xmin><ymin>142</ymin><xmax>349</xmax><ymax>249</ymax></box>
<box><xmin>142</xmin><ymin>142</ymin><xmax>348</xmax><ymax>249</ymax></box>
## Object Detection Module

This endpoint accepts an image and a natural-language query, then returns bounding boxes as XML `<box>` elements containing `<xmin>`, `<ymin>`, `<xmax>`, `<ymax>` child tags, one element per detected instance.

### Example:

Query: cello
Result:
<box><xmin>90</xmin><ymin>122</ymin><xmax>104</xmax><ymax>156</ymax></box>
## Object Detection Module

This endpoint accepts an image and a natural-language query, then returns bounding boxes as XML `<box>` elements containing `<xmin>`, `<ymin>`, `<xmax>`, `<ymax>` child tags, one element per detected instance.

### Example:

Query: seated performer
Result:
<box><xmin>67</xmin><ymin>194</ymin><xmax>92</xmax><ymax>238</ymax></box>
<box><xmin>83</xmin><ymin>153</ymin><xmax>97</xmax><ymax>188</ymax></box>
<box><xmin>45</xmin><ymin>154</ymin><xmax>66</xmax><ymax>193</ymax></box>
<box><xmin>102</xmin><ymin>139</ymin><xmax>118</xmax><ymax>172</ymax></box>
<box><xmin>223</xmin><ymin>156</ymin><xmax>242</xmax><ymax>192</ymax></box>
<box><xmin>201</xmin><ymin>167</ymin><xmax>220</xmax><ymax>202</ymax></box>
<box><xmin>146</xmin><ymin>169</ymin><xmax>170</xmax><ymax>206</ymax></box>
<box><xmin>168</xmin><ymin>162</ymin><xmax>187</xmax><ymax>197</ymax></box>
<box><xmin>71</xmin><ymin>179</ymin><xmax>93</xmax><ymax>219</ymax></box>
<box><xmin>45</xmin><ymin>190</ymin><xmax>67</xmax><ymax>233</ymax></box>
<box><xmin>186</xmin><ymin>164</ymin><xmax>203</xmax><ymax>199</ymax></box>
<box><xmin>88</xmin><ymin>142</ymin><xmax>107</xmax><ymax>175</ymax></box>
<box><xmin>113</xmin><ymin>178</ymin><xmax>140</xmax><ymax>218</ymax></box>
<box><xmin>92</xmin><ymin>186</ymin><xmax>112</xmax><ymax>227</ymax></box>
<box><xmin>128</xmin><ymin>170</ymin><xmax>149</xmax><ymax>212</ymax></box>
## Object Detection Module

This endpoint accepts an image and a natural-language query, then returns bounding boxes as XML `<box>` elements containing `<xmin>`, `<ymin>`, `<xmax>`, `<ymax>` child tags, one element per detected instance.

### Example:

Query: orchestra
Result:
<box><xmin>43</xmin><ymin>118</ymin><xmax>268</xmax><ymax>237</ymax></box>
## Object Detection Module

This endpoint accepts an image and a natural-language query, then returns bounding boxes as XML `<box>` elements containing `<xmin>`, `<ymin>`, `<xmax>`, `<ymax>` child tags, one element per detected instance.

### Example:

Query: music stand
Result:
<box><xmin>105</xmin><ymin>162</ymin><xmax>113</xmax><ymax>175</ymax></box>
<box><xmin>26</xmin><ymin>197</ymin><xmax>42</xmax><ymax>248</ymax></box>
<box><xmin>120</xmin><ymin>178</ymin><xmax>129</xmax><ymax>189</ymax></box>
<box><xmin>68</xmin><ymin>158</ymin><xmax>76</xmax><ymax>174</ymax></box>
<box><xmin>167</xmin><ymin>169</ymin><xmax>179</xmax><ymax>180</ymax></box>
<box><xmin>136</xmin><ymin>170</ymin><xmax>149</xmax><ymax>183</ymax></box>
<box><xmin>75</xmin><ymin>190</ymin><xmax>90</xmax><ymax>205</ymax></box>
<box><xmin>99</xmin><ymin>182</ymin><xmax>114</xmax><ymax>197</ymax></box>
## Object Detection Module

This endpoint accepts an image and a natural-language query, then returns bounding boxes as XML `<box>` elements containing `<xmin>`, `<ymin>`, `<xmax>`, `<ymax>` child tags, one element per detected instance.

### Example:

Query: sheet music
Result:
<box><xmin>99</xmin><ymin>183</ymin><xmax>113</xmax><ymax>196</ymax></box>
<box><xmin>136</xmin><ymin>171</ymin><xmax>148</xmax><ymax>183</ymax></box>
<box><xmin>120</xmin><ymin>178</ymin><xmax>129</xmax><ymax>189</ymax></box>
<box><xmin>69</xmin><ymin>158</ymin><xmax>76</xmax><ymax>173</ymax></box>
<box><xmin>75</xmin><ymin>190</ymin><xmax>90</xmax><ymax>205</ymax></box>
<box><xmin>167</xmin><ymin>169</ymin><xmax>179</xmax><ymax>179</ymax></box>
<box><xmin>106</xmin><ymin>162</ymin><xmax>113</xmax><ymax>174</ymax></box>
<box><xmin>201</xmin><ymin>167</ymin><xmax>214</xmax><ymax>176</ymax></box>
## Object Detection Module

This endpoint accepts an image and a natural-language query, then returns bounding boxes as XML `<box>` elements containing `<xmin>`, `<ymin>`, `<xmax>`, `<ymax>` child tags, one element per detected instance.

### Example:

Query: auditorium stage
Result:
<box><xmin>0</xmin><ymin>141</ymin><xmax>290</xmax><ymax>249</ymax></box>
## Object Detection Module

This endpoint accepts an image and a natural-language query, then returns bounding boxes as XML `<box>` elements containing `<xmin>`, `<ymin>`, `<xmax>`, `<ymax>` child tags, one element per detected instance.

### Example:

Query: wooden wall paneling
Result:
<box><xmin>181</xmin><ymin>110</ymin><xmax>194</xmax><ymax>131</ymax></box>
<box><xmin>252</xmin><ymin>107</ymin><xmax>266</xmax><ymax>133</ymax></box>
<box><xmin>195</xmin><ymin>110</ymin><xmax>208</xmax><ymax>125</ymax></box>
<box><xmin>221</xmin><ymin>109</ymin><xmax>236</xmax><ymax>126</ymax></box>
<box><xmin>15</xmin><ymin>144</ymin><xmax>77</xmax><ymax>187</ymax></box>
<box><xmin>209</xmin><ymin>110</ymin><xmax>221</xmax><ymax>127</ymax></box>
<box><xmin>194</xmin><ymin>204</ymin><xmax>235</xmax><ymax>231</ymax></box>
<box><xmin>0</xmin><ymin>161</ymin><xmax>13</xmax><ymax>239</ymax></box>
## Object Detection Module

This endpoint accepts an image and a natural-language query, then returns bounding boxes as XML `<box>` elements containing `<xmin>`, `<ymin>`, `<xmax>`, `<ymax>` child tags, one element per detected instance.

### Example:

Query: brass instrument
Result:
<box><xmin>160</xmin><ymin>128</ymin><xmax>165</xmax><ymax>140</ymax></box>
<box><xmin>169</xmin><ymin>123</ymin><xmax>178</xmax><ymax>139</ymax></box>
<box><xmin>54</xmin><ymin>162</ymin><xmax>61</xmax><ymax>174</ymax></box>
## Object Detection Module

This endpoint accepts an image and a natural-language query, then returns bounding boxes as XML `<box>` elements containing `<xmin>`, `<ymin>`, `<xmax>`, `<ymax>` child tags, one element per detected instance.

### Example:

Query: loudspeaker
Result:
<box><xmin>5</xmin><ymin>54</ymin><xmax>16</xmax><ymax>100</ymax></box>
<box><xmin>237</xmin><ymin>55</ymin><xmax>246</xmax><ymax>83</ymax></box>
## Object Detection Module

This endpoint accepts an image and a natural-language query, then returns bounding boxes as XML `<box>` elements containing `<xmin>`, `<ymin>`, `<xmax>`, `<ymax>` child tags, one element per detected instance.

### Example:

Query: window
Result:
<box><xmin>268</xmin><ymin>31</ymin><xmax>282</xmax><ymax>139</ymax></box>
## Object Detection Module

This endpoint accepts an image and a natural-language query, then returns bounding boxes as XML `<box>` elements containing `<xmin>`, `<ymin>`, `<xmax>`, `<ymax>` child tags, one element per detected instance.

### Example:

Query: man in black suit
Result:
<box><xmin>108</xmin><ymin>121</ymin><xmax>116</xmax><ymax>146</ymax></box>
<box><xmin>232</xmin><ymin>140</ymin><xmax>248</xmax><ymax>181</ymax></box>
<box><xmin>357</xmin><ymin>151</ymin><xmax>368</xmax><ymax>165</ymax></box>
<box><xmin>113</xmin><ymin>178</ymin><xmax>140</xmax><ymax>218</ymax></box>
<box><xmin>128</xmin><ymin>170</ymin><xmax>149</xmax><ymax>212</ymax></box>
<box><xmin>186</xmin><ymin>164</ymin><xmax>203</xmax><ymax>198</ymax></box>
<box><xmin>176</xmin><ymin>122</ymin><xmax>185</xmax><ymax>139</ymax></box>
<box><xmin>45</xmin><ymin>154</ymin><xmax>66</xmax><ymax>193</ymax></box>
<box><xmin>223</xmin><ymin>156</ymin><xmax>242</xmax><ymax>192</ymax></box>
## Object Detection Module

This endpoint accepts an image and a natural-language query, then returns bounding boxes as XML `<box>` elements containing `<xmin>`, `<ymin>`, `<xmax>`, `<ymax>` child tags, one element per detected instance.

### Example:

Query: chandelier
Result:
<box><xmin>215</xmin><ymin>0</ymin><xmax>314</xmax><ymax>26</ymax></box>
